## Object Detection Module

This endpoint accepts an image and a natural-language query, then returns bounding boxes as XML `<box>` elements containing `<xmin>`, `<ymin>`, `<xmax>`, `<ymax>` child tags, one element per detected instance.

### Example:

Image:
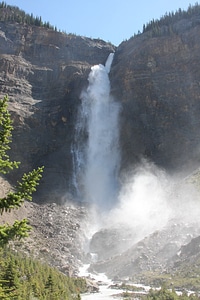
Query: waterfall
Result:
<box><xmin>72</xmin><ymin>53</ymin><xmax>120</xmax><ymax>210</ymax></box>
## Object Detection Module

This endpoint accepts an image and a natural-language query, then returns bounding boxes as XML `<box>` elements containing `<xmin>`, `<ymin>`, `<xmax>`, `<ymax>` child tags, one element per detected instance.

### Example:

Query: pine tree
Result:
<box><xmin>45</xmin><ymin>273</ymin><xmax>60</xmax><ymax>299</ymax></box>
<box><xmin>0</xmin><ymin>95</ymin><xmax>44</xmax><ymax>246</ymax></box>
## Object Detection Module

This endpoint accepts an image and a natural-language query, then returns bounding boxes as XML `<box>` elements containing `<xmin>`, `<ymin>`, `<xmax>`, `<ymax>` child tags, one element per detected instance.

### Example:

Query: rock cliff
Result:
<box><xmin>2</xmin><ymin>5</ymin><xmax>200</xmax><ymax>290</ymax></box>
<box><xmin>1</xmin><ymin>8</ymin><xmax>200</xmax><ymax>202</ymax></box>
<box><xmin>0</xmin><ymin>21</ymin><xmax>115</xmax><ymax>202</ymax></box>
<box><xmin>111</xmin><ymin>14</ymin><xmax>200</xmax><ymax>173</ymax></box>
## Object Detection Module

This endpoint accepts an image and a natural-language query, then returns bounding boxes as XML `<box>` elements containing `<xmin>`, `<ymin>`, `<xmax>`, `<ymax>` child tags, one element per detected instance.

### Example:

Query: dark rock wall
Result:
<box><xmin>111</xmin><ymin>17</ymin><xmax>200</xmax><ymax>173</ymax></box>
<box><xmin>0</xmin><ymin>22</ymin><xmax>115</xmax><ymax>202</ymax></box>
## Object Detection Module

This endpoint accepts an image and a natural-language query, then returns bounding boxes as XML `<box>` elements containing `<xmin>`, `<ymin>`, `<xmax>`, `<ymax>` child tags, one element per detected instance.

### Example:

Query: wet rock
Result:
<box><xmin>85</xmin><ymin>279</ymin><xmax>99</xmax><ymax>293</ymax></box>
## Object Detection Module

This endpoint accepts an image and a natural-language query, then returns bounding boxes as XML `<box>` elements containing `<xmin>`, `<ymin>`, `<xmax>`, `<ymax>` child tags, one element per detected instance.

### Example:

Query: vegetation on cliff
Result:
<box><xmin>0</xmin><ymin>1</ymin><xmax>58</xmax><ymax>31</ymax></box>
<box><xmin>137</xmin><ymin>2</ymin><xmax>200</xmax><ymax>37</ymax></box>
<box><xmin>2</xmin><ymin>1</ymin><xmax>200</xmax><ymax>41</ymax></box>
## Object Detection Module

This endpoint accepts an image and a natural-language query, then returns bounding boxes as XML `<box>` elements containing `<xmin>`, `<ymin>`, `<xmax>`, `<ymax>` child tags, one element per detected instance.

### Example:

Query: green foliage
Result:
<box><xmin>0</xmin><ymin>167</ymin><xmax>44</xmax><ymax>214</ymax></box>
<box><xmin>0</xmin><ymin>258</ymin><xmax>21</xmax><ymax>299</ymax></box>
<box><xmin>0</xmin><ymin>247</ymin><xmax>86</xmax><ymax>299</ymax></box>
<box><xmin>0</xmin><ymin>95</ymin><xmax>86</xmax><ymax>298</ymax></box>
<box><xmin>141</xmin><ymin>2</ymin><xmax>200</xmax><ymax>37</ymax></box>
<box><xmin>0</xmin><ymin>219</ymin><xmax>31</xmax><ymax>246</ymax></box>
<box><xmin>136</xmin><ymin>268</ymin><xmax>200</xmax><ymax>293</ymax></box>
<box><xmin>3</xmin><ymin>88</ymin><xmax>200</xmax><ymax>298</ymax></box>
<box><xmin>146</xmin><ymin>287</ymin><xmax>179</xmax><ymax>300</ymax></box>
<box><xmin>0</xmin><ymin>1</ymin><xmax>57</xmax><ymax>31</ymax></box>
<box><xmin>0</xmin><ymin>95</ymin><xmax>44</xmax><ymax>246</ymax></box>
<box><xmin>143</xmin><ymin>286</ymin><xmax>200</xmax><ymax>299</ymax></box>
<box><xmin>0</xmin><ymin>95</ymin><xmax>19</xmax><ymax>174</ymax></box>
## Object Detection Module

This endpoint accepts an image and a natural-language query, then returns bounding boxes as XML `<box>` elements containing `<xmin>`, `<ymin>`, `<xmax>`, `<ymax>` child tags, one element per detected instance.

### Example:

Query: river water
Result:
<box><xmin>79</xmin><ymin>264</ymin><xmax>124</xmax><ymax>300</ymax></box>
<box><xmin>81</xmin><ymin>286</ymin><xmax>123</xmax><ymax>300</ymax></box>
<box><xmin>79</xmin><ymin>264</ymin><xmax>150</xmax><ymax>300</ymax></box>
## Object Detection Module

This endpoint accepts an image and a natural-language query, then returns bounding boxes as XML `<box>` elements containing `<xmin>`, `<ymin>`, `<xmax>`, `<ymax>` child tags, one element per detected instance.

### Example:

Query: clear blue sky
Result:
<box><xmin>5</xmin><ymin>0</ymin><xmax>199</xmax><ymax>45</ymax></box>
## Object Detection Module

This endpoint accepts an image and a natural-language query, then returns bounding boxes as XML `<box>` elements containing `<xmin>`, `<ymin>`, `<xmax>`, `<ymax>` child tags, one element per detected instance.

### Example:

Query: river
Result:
<box><xmin>79</xmin><ymin>264</ymin><xmax>124</xmax><ymax>300</ymax></box>
<box><xmin>79</xmin><ymin>264</ymin><xmax>150</xmax><ymax>300</ymax></box>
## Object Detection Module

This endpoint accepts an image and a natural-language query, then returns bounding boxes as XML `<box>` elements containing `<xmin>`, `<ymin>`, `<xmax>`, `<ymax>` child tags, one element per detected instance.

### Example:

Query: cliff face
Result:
<box><xmin>111</xmin><ymin>16</ymin><xmax>200</xmax><ymax>173</ymax></box>
<box><xmin>0</xmin><ymin>22</ymin><xmax>115</xmax><ymax>202</ymax></box>
<box><xmin>1</xmin><ymin>13</ymin><xmax>200</xmax><ymax>203</ymax></box>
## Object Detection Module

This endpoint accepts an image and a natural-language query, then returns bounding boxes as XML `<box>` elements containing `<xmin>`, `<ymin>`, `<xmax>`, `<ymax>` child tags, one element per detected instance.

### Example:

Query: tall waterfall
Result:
<box><xmin>72</xmin><ymin>54</ymin><xmax>120</xmax><ymax>210</ymax></box>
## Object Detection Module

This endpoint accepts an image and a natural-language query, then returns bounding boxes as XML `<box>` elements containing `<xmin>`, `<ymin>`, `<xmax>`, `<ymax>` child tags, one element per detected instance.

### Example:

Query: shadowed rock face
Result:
<box><xmin>0</xmin><ymin>22</ymin><xmax>115</xmax><ymax>203</ymax></box>
<box><xmin>110</xmin><ymin>17</ymin><xmax>200</xmax><ymax>174</ymax></box>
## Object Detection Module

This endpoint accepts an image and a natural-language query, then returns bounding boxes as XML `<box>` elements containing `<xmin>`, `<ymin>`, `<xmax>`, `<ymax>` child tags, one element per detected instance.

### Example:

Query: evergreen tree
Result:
<box><xmin>0</xmin><ymin>247</ymin><xmax>87</xmax><ymax>299</ymax></box>
<box><xmin>0</xmin><ymin>259</ymin><xmax>20</xmax><ymax>298</ymax></box>
<box><xmin>0</xmin><ymin>95</ymin><xmax>44</xmax><ymax>246</ymax></box>
<box><xmin>44</xmin><ymin>273</ymin><xmax>58</xmax><ymax>299</ymax></box>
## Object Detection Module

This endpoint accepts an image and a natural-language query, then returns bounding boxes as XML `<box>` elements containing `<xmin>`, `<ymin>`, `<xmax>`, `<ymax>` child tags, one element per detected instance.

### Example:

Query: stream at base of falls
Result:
<box><xmin>79</xmin><ymin>264</ymin><xmax>124</xmax><ymax>300</ymax></box>
<box><xmin>79</xmin><ymin>264</ymin><xmax>150</xmax><ymax>300</ymax></box>
<box><xmin>81</xmin><ymin>284</ymin><xmax>124</xmax><ymax>300</ymax></box>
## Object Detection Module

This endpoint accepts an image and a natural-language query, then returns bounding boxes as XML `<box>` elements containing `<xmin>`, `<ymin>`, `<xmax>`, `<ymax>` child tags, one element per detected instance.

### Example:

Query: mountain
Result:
<box><xmin>2</xmin><ymin>3</ymin><xmax>200</xmax><ymax>292</ymax></box>
<box><xmin>111</xmin><ymin>5</ymin><xmax>200</xmax><ymax>174</ymax></box>
<box><xmin>1</xmin><ymin>5</ymin><xmax>200</xmax><ymax>203</ymax></box>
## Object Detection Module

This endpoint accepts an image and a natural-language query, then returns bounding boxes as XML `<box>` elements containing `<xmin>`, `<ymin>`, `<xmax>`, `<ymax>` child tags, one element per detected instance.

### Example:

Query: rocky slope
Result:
<box><xmin>86</xmin><ymin>169</ymin><xmax>200</xmax><ymax>289</ymax></box>
<box><xmin>89</xmin><ymin>220</ymin><xmax>200</xmax><ymax>280</ymax></box>
<box><xmin>0</xmin><ymin>178</ymin><xmax>96</xmax><ymax>287</ymax></box>
<box><xmin>0</xmin><ymin>175</ymin><xmax>90</xmax><ymax>277</ymax></box>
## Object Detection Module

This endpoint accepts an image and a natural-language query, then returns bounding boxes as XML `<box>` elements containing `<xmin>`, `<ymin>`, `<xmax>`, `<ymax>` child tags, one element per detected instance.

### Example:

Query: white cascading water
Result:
<box><xmin>74</xmin><ymin>54</ymin><xmax>200</xmax><ymax>300</ymax></box>
<box><xmin>72</xmin><ymin>53</ymin><xmax>120</xmax><ymax>210</ymax></box>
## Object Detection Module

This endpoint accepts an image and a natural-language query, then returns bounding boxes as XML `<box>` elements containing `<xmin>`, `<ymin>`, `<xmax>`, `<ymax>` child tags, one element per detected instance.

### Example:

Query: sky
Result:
<box><xmin>5</xmin><ymin>0</ymin><xmax>200</xmax><ymax>45</ymax></box>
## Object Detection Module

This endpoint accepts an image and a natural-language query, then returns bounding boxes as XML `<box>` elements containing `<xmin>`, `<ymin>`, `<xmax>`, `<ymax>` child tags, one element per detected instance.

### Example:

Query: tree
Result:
<box><xmin>44</xmin><ymin>273</ymin><xmax>60</xmax><ymax>299</ymax></box>
<box><xmin>0</xmin><ymin>95</ymin><xmax>44</xmax><ymax>246</ymax></box>
<box><xmin>0</xmin><ymin>258</ymin><xmax>21</xmax><ymax>299</ymax></box>
<box><xmin>146</xmin><ymin>287</ymin><xmax>177</xmax><ymax>300</ymax></box>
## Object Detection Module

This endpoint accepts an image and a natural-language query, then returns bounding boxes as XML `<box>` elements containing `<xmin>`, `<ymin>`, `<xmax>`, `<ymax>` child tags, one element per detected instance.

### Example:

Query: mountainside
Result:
<box><xmin>111</xmin><ymin>9</ymin><xmax>200</xmax><ymax>174</ymax></box>
<box><xmin>2</xmin><ymin>4</ymin><xmax>200</xmax><ymax>293</ymax></box>
<box><xmin>1</xmin><ymin>6</ymin><xmax>200</xmax><ymax>202</ymax></box>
